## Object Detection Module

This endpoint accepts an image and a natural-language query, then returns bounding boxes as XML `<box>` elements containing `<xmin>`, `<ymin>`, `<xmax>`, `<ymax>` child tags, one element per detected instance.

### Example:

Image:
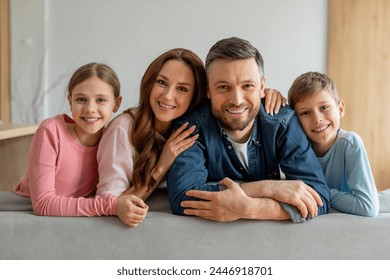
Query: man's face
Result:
<box><xmin>207</xmin><ymin>58</ymin><xmax>265</xmax><ymax>141</ymax></box>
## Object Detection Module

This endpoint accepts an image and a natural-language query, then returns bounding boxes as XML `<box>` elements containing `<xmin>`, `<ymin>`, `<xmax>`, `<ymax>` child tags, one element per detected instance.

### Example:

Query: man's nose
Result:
<box><xmin>229</xmin><ymin>88</ymin><xmax>244</xmax><ymax>105</ymax></box>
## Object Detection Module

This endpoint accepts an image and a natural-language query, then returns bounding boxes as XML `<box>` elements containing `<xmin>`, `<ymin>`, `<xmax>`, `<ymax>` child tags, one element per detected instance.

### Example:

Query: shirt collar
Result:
<box><xmin>217</xmin><ymin>117</ymin><xmax>261</xmax><ymax>146</ymax></box>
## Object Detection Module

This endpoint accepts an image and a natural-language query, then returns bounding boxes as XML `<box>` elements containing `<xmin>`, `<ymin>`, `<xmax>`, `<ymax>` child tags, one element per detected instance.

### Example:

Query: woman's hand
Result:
<box><xmin>263</xmin><ymin>88</ymin><xmax>287</xmax><ymax>115</ymax></box>
<box><xmin>153</xmin><ymin>122</ymin><xmax>198</xmax><ymax>182</ymax></box>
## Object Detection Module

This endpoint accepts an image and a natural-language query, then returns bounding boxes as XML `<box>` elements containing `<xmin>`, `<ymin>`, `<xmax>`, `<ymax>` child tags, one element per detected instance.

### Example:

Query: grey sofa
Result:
<box><xmin>1</xmin><ymin>189</ymin><xmax>390</xmax><ymax>260</ymax></box>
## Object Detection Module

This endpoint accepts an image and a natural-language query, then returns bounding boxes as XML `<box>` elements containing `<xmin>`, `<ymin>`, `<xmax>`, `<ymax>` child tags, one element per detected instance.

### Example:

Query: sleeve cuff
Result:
<box><xmin>279</xmin><ymin>202</ymin><xmax>313</xmax><ymax>223</ymax></box>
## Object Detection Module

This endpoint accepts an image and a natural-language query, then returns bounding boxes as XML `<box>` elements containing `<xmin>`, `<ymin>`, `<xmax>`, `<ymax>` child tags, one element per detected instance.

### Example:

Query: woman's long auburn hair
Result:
<box><xmin>126</xmin><ymin>48</ymin><xmax>207</xmax><ymax>190</ymax></box>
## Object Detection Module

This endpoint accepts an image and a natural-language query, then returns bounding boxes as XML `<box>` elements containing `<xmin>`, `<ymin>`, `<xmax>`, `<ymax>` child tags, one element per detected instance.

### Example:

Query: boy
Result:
<box><xmin>288</xmin><ymin>71</ymin><xmax>379</xmax><ymax>217</ymax></box>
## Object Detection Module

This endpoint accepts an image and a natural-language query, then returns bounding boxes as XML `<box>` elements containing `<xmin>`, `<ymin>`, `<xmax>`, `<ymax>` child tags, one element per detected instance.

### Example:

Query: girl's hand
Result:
<box><xmin>264</xmin><ymin>88</ymin><xmax>287</xmax><ymax>115</ymax></box>
<box><xmin>116</xmin><ymin>194</ymin><xmax>148</xmax><ymax>227</ymax></box>
<box><xmin>153</xmin><ymin>122</ymin><xmax>198</xmax><ymax>182</ymax></box>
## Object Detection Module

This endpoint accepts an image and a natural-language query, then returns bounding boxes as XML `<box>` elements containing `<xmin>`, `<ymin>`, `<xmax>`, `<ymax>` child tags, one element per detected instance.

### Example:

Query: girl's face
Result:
<box><xmin>294</xmin><ymin>90</ymin><xmax>345</xmax><ymax>156</ymax></box>
<box><xmin>68</xmin><ymin>76</ymin><xmax>121</xmax><ymax>145</ymax></box>
<box><xmin>149</xmin><ymin>59</ymin><xmax>195</xmax><ymax>135</ymax></box>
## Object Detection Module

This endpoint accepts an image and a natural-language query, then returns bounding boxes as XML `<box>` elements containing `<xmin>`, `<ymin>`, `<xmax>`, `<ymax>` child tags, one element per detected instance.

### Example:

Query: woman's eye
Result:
<box><xmin>157</xmin><ymin>79</ymin><xmax>167</xmax><ymax>86</ymax></box>
<box><xmin>178</xmin><ymin>87</ymin><xmax>188</xmax><ymax>92</ymax></box>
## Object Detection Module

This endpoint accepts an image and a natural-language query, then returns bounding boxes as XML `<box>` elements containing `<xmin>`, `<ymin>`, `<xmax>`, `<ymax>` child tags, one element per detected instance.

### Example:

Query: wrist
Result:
<box><xmin>244</xmin><ymin>197</ymin><xmax>288</xmax><ymax>220</ymax></box>
<box><xmin>113</xmin><ymin>195</ymin><xmax>120</xmax><ymax>216</ymax></box>
<box><xmin>152</xmin><ymin>165</ymin><xmax>165</xmax><ymax>183</ymax></box>
<box><xmin>243</xmin><ymin>197</ymin><xmax>261</xmax><ymax>219</ymax></box>
<box><xmin>241</xmin><ymin>181</ymin><xmax>271</xmax><ymax>198</ymax></box>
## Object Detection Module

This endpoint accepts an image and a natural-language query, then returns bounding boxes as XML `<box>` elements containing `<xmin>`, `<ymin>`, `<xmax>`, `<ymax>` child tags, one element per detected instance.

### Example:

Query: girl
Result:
<box><xmin>97</xmin><ymin>49</ymin><xmax>286</xmax><ymax>227</ymax></box>
<box><xmin>12</xmin><ymin>62</ymin><xmax>135</xmax><ymax>223</ymax></box>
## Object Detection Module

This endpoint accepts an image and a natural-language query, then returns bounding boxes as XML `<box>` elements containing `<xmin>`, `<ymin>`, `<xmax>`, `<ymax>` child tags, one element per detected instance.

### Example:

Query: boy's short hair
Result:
<box><xmin>288</xmin><ymin>71</ymin><xmax>340</xmax><ymax>109</ymax></box>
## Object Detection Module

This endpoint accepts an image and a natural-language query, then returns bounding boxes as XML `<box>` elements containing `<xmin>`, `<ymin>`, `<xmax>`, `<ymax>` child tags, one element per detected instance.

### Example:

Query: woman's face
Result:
<box><xmin>149</xmin><ymin>59</ymin><xmax>195</xmax><ymax>134</ymax></box>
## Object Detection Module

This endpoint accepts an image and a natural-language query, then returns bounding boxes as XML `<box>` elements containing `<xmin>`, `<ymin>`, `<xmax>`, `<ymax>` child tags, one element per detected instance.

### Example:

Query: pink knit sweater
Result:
<box><xmin>13</xmin><ymin>114</ymin><xmax>117</xmax><ymax>216</ymax></box>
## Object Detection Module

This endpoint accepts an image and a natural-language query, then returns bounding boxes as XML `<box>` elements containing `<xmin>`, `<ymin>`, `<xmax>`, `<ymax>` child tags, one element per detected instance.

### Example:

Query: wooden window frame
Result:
<box><xmin>0</xmin><ymin>0</ymin><xmax>10</xmax><ymax>124</ymax></box>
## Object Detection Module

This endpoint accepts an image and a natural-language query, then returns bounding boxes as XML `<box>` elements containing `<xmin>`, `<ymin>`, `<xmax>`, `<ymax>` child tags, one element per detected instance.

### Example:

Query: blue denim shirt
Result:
<box><xmin>166</xmin><ymin>101</ymin><xmax>330</xmax><ymax>221</ymax></box>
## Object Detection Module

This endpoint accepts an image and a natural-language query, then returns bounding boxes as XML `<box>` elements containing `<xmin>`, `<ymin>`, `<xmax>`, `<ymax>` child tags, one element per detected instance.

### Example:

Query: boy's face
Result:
<box><xmin>294</xmin><ymin>90</ymin><xmax>345</xmax><ymax>156</ymax></box>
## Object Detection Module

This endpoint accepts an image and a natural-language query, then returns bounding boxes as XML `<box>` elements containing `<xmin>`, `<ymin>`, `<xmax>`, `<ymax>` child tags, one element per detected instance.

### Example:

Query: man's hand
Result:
<box><xmin>181</xmin><ymin>178</ymin><xmax>251</xmax><ymax>222</ymax></box>
<box><xmin>116</xmin><ymin>194</ymin><xmax>148</xmax><ymax>227</ymax></box>
<box><xmin>242</xmin><ymin>180</ymin><xmax>323</xmax><ymax>218</ymax></box>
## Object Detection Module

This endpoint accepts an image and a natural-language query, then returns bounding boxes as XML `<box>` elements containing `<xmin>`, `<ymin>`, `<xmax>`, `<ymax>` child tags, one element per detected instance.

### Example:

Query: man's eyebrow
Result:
<box><xmin>213</xmin><ymin>80</ymin><xmax>229</xmax><ymax>85</ymax></box>
<box><xmin>213</xmin><ymin>79</ymin><xmax>257</xmax><ymax>85</ymax></box>
<box><xmin>242</xmin><ymin>79</ymin><xmax>257</xmax><ymax>83</ymax></box>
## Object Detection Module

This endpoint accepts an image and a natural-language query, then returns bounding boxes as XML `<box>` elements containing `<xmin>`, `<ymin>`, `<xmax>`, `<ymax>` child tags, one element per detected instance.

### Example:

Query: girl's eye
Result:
<box><xmin>75</xmin><ymin>97</ymin><xmax>85</xmax><ymax>103</ymax></box>
<box><xmin>97</xmin><ymin>98</ymin><xmax>106</xmax><ymax>103</ymax></box>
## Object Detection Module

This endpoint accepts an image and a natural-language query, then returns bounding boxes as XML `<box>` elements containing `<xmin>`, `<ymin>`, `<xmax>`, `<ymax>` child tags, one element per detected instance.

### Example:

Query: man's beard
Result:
<box><xmin>211</xmin><ymin>102</ymin><xmax>260</xmax><ymax>131</ymax></box>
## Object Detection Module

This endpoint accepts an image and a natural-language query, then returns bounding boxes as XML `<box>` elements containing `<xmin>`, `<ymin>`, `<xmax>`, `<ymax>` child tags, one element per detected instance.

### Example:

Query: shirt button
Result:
<box><xmin>228</xmin><ymin>145</ymin><xmax>232</xmax><ymax>149</ymax></box>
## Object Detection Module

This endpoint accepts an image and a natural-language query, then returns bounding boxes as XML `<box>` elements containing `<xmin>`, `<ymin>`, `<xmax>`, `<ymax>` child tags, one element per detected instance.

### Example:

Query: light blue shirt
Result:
<box><xmin>317</xmin><ymin>129</ymin><xmax>379</xmax><ymax>217</ymax></box>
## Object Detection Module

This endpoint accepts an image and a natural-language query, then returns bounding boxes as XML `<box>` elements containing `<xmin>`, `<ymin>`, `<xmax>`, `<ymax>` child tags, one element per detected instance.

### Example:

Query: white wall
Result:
<box><xmin>11</xmin><ymin>0</ymin><xmax>328</xmax><ymax>124</ymax></box>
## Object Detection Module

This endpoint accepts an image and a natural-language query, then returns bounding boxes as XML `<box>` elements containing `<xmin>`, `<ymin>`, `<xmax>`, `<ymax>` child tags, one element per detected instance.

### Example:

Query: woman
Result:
<box><xmin>97</xmin><ymin>49</ymin><xmax>206</xmax><ymax>227</ymax></box>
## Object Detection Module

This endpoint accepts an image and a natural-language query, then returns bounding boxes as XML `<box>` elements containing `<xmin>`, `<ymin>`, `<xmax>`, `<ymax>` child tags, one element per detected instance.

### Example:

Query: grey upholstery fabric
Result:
<box><xmin>1</xmin><ymin>189</ymin><xmax>390</xmax><ymax>260</ymax></box>
<box><xmin>0</xmin><ymin>191</ymin><xmax>32</xmax><ymax>211</ymax></box>
<box><xmin>379</xmin><ymin>189</ymin><xmax>390</xmax><ymax>212</ymax></box>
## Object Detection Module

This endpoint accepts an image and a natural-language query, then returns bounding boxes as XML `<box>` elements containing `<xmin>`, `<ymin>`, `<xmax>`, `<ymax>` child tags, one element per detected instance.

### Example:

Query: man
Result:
<box><xmin>166</xmin><ymin>37</ymin><xmax>330</xmax><ymax>223</ymax></box>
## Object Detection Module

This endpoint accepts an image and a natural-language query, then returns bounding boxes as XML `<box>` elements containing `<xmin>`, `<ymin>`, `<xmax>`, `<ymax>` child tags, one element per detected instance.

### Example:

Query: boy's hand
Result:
<box><xmin>264</xmin><ymin>88</ymin><xmax>287</xmax><ymax>115</ymax></box>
